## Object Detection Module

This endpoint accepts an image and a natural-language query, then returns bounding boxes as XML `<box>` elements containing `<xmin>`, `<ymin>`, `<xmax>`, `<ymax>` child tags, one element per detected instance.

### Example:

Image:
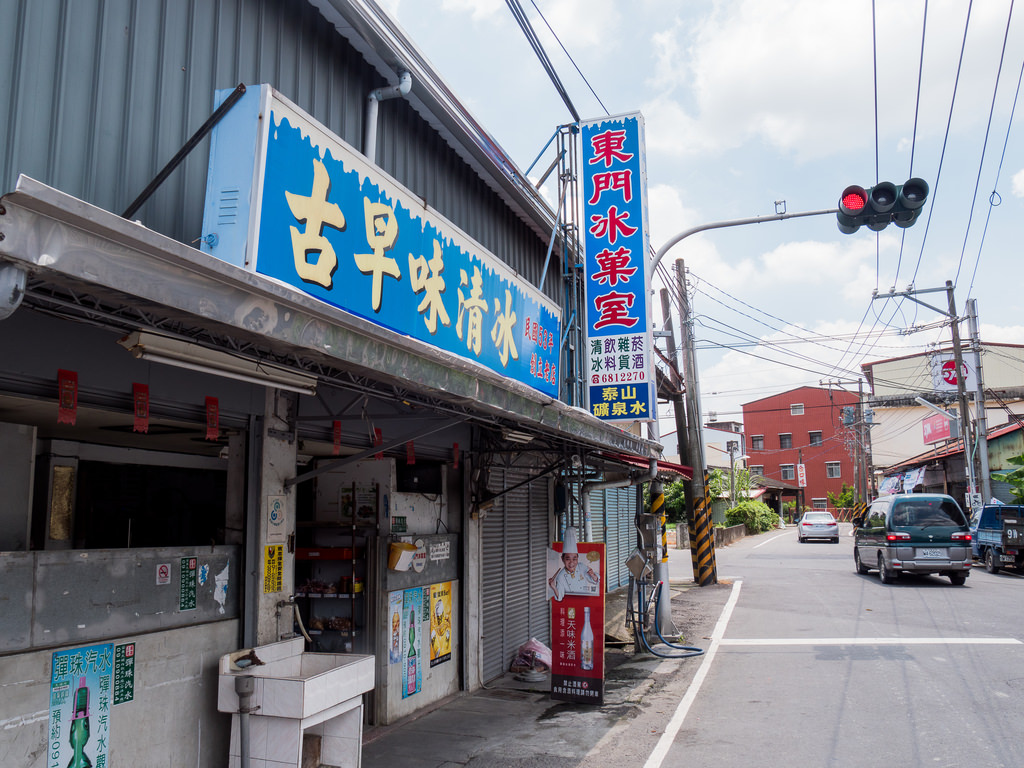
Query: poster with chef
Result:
<box><xmin>548</xmin><ymin>528</ymin><xmax>605</xmax><ymax>705</ymax></box>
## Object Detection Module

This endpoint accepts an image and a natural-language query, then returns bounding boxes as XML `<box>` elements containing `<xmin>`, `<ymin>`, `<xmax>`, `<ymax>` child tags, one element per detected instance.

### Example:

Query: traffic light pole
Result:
<box><xmin>651</xmin><ymin>207</ymin><xmax>839</xmax><ymax>275</ymax></box>
<box><xmin>651</xmin><ymin>207</ymin><xmax>838</xmax><ymax>588</ymax></box>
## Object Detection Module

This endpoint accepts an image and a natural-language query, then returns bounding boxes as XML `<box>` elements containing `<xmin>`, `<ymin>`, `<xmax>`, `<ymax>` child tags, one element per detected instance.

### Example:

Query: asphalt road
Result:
<box><xmin>646</xmin><ymin>525</ymin><xmax>1024</xmax><ymax>768</ymax></box>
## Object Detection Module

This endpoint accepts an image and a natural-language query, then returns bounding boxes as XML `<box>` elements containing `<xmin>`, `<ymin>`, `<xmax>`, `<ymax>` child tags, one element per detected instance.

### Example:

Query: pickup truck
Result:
<box><xmin>970</xmin><ymin>504</ymin><xmax>1024</xmax><ymax>573</ymax></box>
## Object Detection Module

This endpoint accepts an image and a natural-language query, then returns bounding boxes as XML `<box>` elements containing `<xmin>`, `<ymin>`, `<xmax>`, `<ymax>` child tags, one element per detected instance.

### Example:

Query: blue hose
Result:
<box><xmin>637</xmin><ymin>580</ymin><xmax>705</xmax><ymax>658</ymax></box>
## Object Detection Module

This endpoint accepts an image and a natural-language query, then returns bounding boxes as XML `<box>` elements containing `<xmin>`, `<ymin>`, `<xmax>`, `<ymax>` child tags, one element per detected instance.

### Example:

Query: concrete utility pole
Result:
<box><xmin>967</xmin><ymin>298</ymin><xmax>991</xmax><ymax>502</ymax></box>
<box><xmin>659</xmin><ymin>286</ymin><xmax>689</xmax><ymax>550</ymax></box>
<box><xmin>873</xmin><ymin>282</ymin><xmax>979</xmax><ymax>513</ymax></box>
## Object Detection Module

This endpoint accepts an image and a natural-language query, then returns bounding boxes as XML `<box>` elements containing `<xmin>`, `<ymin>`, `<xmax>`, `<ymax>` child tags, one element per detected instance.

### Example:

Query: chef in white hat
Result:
<box><xmin>548</xmin><ymin>527</ymin><xmax>599</xmax><ymax>601</ymax></box>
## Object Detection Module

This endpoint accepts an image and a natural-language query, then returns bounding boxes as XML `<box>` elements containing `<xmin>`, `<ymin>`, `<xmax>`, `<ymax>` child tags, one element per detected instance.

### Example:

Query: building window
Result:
<box><xmin>826</xmin><ymin>461</ymin><xmax>841</xmax><ymax>478</ymax></box>
<box><xmin>812</xmin><ymin>498</ymin><xmax>827</xmax><ymax>510</ymax></box>
<box><xmin>750</xmin><ymin>465</ymin><xmax>764</xmax><ymax>476</ymax></box>
<box><xmin>809</xmin><ymin>430</ymin><xmax>822</xmax><ymax>446</ymax></box>
<box><xmin>780</xmin><ymin>464</ymin><xmax>795</xmax><ymax>480</ymax></box>
<box><xmin>751</xmin><ymin>435</ymin><xmax>764</xmax><ymax>450</ymax></box>
<box><xmin>779</xmin><ymin>433</ymin><xmax>792</xmax><ymax>449</ymax></box>
<box><xmin>791</xmin><ymin>403</ymin><xmax>804</xmax><ymax>415</ymax></box>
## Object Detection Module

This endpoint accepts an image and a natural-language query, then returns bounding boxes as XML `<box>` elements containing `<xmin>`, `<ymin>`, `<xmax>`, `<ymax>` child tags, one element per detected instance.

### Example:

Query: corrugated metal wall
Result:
<box><xmin>0</xmin><ymin>0</ymin><xmax>557</xmax><ymax>298</ymax></box>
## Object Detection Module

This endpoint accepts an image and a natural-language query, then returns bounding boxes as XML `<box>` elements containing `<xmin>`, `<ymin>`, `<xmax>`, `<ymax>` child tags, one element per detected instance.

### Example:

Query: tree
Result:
<box><xmin>993</xmin><ymin>454</ymin><xmax>1024</xmax><ymax>503</ymax></box>
<box><xmin>827</xmin><ymin>483</ymin><xmax>856</xmax><ymax>509</ymax></box>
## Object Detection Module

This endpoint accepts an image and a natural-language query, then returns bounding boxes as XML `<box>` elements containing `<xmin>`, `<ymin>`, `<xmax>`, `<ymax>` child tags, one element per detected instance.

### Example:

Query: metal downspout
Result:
<box><xmin>363</xmin><ymin>70</ymin><xmax>412</xmax><ymax>163</ymax></box>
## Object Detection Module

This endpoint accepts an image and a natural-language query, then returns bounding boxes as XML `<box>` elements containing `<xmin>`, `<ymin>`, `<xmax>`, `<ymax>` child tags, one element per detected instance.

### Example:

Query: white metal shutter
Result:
<box><xmin>480</xmin><ymin>467</ymin><xmax>550</xmax><ymax>682</ymax></box>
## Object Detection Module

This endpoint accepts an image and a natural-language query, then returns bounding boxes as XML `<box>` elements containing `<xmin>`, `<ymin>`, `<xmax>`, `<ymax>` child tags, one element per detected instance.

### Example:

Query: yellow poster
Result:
<box><xmin>429</xmin><ymin>582</ymin><xmax>452</xmax><ymax>667</ymax></box>
<box><xmin>264</xmin><ymin>545</ymin><xmax>283</xmax><ymax>594</ymax></box>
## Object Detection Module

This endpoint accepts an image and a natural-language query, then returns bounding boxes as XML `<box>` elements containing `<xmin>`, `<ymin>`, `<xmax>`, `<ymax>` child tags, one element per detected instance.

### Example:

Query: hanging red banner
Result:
<box><xmin>374</xmin><ymin>428</ymin><xmax>383</xmax><ymax>460</ymax></box>
<box><xmin>332</xmin><ymin>420</ymin><xmax>342</xmax><ymax>455</ymax></box>
<box><xmin>57</xmin><ymin>369</ymin><xmax>78</xmax><ymax>425</ymax></box>
<box><xmin>549</xmin><ymin>532</ymin><xmax>605</xmax><ymax>705</ymax></box>
<box><xmin>132</xmin><ymin>383</ymin><xmax>150</xmax><ymax>433</ymax></box>
<box><xmin>205</xmin><ymin>396</ymin><xmax>220</xmax><ymax>440</ymax></box>
<box><xmin>406</xmin><ymin>440</ymin><xmax>416</xmax><ymax>465</ymax></box>
<box><xmin>452</xmin><ymin>442</ymin><xmax>460</xmax><ymax>470</ymax></box>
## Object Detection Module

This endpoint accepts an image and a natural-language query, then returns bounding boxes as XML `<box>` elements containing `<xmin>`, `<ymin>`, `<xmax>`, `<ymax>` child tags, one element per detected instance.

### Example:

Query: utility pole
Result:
<box><xmin>967</xmin><ymin>298</ymin><xmax>991</xmax><ymax>502</ymax></box>
<box><xmin>677</xmin><ymin>260</ymin><xmax>716</xmax><ymax>585</ymax></box>
<box><xmin>873</xmin><ymin>282</ymin><xmax>978</xmax><ymax>513</ymax></box>
<box><xmin>659</xmin><ymin>285</ymin><xmax>689</xmax><ymax>549</ymax></box>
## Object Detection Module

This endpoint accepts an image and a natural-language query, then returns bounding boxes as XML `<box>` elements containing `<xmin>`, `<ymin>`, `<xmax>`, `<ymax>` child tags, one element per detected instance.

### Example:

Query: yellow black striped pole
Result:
<box><xmin>687</xmin><ymin>470</ymin><xmax>718</xmax><ymax>585</ymax></box>
<box><xmin>651</xmin><ymin>483</ymin><xmax>667</xmax><ymax>564</ymax></box>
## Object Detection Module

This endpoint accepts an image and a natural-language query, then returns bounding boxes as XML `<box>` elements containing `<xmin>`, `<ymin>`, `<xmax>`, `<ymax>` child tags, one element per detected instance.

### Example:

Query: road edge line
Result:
<box><xmin>642</xmin><ymin>578</ymin><xmax>743</xmax><ymax>768</ymax></box>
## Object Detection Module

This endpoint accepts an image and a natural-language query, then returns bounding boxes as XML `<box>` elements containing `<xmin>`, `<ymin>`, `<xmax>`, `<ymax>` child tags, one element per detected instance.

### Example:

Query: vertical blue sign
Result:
<box><xmin>581</xmin><ymin>113</ymin><xmax>655</xmax><ymax>423</ymax></box>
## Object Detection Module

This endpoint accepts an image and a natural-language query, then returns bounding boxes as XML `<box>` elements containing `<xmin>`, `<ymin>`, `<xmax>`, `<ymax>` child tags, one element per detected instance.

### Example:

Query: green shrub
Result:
<box><xmin>725</xmin><ymin>500</ymin><xmax>778</xmax><ymax>534</ymax></box>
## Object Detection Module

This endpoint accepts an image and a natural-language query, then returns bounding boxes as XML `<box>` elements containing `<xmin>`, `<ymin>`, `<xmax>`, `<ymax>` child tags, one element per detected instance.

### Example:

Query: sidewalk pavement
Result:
<box><xmin>360</xmin><ymin>547</ymin><xmax>729</xmax><ymax>768</ymax></box>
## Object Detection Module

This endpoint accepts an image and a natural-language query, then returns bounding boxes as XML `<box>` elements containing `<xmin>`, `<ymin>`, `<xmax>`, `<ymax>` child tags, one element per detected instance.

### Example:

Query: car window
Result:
<box><xmin>804</xmin><ymin>513</ymin><xmax>833</xmax><ymax>522</ymax></box>
<box><xmin>891</xmin><ymin>499</ymin><xmax>965</xmax><ymax>527</ymax></box>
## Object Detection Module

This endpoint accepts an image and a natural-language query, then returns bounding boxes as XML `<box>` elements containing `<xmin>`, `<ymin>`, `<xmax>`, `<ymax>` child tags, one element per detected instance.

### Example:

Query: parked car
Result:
<box><xmin>797</xmin><ymin>511</ymin><xmax>840</xmax><ymax>543</ymax></box>
<box><xmin>853</xmin><ymin>493</ymin><xmax>972</xmax><ymax>585</ymax></box>
<box><xmin>970</xmin><ymin>504</ymin><xmax>1024</xmax><ymax>573</ymax></box>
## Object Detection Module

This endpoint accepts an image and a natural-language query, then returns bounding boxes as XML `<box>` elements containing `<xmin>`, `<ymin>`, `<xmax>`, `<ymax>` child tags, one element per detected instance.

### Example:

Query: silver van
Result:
<box><xmin>853</xmin><ymin>493</ymin><xmax>972</xmax><ymax>585</ymax></box>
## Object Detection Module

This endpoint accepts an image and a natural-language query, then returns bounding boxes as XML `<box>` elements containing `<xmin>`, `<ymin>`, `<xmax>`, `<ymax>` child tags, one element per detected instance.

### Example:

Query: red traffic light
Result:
<box><xmin>840</xmin><ymin>185</ymin><xmax>867</xmax><ymax>214</ymax></box>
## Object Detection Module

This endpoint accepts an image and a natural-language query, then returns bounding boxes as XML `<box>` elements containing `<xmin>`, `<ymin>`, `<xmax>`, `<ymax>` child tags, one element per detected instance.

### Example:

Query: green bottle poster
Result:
<box><xmin>49</xmin><ymin>643</ymin><xmax>114</xmax><ymax>767</ymax></box>
<box><xmin>402</xmin><ymin>587</ymin><xmax>422</xmax><ymax>698</ymax></box>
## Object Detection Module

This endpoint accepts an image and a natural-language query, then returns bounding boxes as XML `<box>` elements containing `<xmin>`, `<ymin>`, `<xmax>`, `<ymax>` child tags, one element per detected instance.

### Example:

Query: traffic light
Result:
<box><xmin>837</xmin><ymin>178</ymin><xmax>929</xmax><ymax>234</ymax></box>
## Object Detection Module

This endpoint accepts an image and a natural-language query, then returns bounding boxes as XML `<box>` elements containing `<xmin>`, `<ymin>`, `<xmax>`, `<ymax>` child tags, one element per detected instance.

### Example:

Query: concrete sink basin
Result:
<box><xmin>218</xmin><ymin>637</ymin><xmax>374</xmax><ymax>720</ymax></box>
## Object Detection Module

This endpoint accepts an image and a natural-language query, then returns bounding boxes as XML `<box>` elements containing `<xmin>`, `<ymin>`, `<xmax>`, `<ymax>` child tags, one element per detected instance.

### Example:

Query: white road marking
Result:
<box><xmin>720</xmin><ymin>636</ymin><xmax>1022</xmax><ymax>646</ymax></box>
<box><xmin>753</xmin><ymin>533</ymin><xmax>788</xmax><ymax>549</ymax></box>
<box><xmin>643</xmin><ymin>579</ymin><xmax>743</xmax><ymax>768</ymax></box>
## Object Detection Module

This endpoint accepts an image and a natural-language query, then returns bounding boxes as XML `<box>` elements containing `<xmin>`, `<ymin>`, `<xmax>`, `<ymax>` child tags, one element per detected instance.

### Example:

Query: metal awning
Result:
<box><xmin>599</xmin><ymin>451</ymin><xmax>693</xmax><ymax>480</ymax></box>
<box><xmin>0</xmin><ymin>176</ymin><xmax>663</xmax><ymax>459</ymax></box>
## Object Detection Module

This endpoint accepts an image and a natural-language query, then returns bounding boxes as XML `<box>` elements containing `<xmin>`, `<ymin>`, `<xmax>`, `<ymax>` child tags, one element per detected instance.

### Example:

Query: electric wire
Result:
<box><xmin>505</xmin><ymin>0</ymin><xmax>580</xmax><ymax>122</ymax></box>
<box><xmin>954</xmin><ymin>0</ymin><xmax>1016</xmax><ymax>289</ymax></box>
<box><xmin>911</xmin><ymin>1</ymin><xmax>973</xmax><ymax>286</ymax></box>
<box><xmin>528</xmin><ymin>0</ymin><xmax>611</xmax><ymax>116</ymax></box>
<box><xmin>965</xmin><ymin>11</ymin><xmax>1024</xmax><ymax>301</ymax></box>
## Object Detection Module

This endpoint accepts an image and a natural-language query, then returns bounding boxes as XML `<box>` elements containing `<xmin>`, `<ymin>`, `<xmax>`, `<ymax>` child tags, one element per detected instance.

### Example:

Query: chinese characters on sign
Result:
<box><xmin>113</xmin><ymin>643</ymin><xmax>135</xmax><ymax>705</ymax></box>
<box><xmin>179</xmin><ymin>557</ymin><xmax>197</xmax><ymax>611</ymax></box>
<box><xmin>548</xmin><ymin>539</ymin><xmax>605</xmax><ymax>705</ymax></box>
<box><xmin>581</xmin><ymin>113</ymin><xmax>655</xmax><ymax>423</ymax></box>
<box><xmin>49</xmin><ymin>643</ymin><xmax>113</xmax><ymax>767</ymax></box>
<box><xmin>263</xmin><ymin>545</ymin><xmax>283</xmax><ymax>594</ymax></box>
<box><xmin>201</xmin><ymin>87</ymin><xmax>561</xmax><ymax>399</ymax></box>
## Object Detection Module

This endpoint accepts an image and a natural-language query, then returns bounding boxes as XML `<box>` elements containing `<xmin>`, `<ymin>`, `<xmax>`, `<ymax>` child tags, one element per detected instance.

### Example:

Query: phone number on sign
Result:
<box><xmin>592</xmin><ymin>371</ymin><xmax>648</xmax><ymax>384</ymax></box>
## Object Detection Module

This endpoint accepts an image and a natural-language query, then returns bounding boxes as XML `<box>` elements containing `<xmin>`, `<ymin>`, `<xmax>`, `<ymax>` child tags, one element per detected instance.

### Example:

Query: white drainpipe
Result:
<box><xmin>364</xmin><ymin>70</ymin><xmax>412</xmax><ymax>164</ymax></box>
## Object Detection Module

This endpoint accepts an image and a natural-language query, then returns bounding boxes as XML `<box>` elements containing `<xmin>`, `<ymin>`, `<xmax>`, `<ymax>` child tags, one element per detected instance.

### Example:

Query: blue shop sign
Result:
<box><xmin>200</xmin><ymin>86</ymin><xmax>560</xmax><ymax>398</ymax></box>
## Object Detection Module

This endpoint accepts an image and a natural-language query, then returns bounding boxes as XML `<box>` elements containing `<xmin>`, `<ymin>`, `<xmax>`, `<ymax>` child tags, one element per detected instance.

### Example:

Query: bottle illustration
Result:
<box><xmin>580</xmin><ymin>606</ymin><xmax>594</xmax><ymax>671</ymax></box>
<box><xmin>67</xmin><ymin>677</ymin><xmax>93</xmax><ymax>768</ymax></box>
<box><xmin>406</xmin><ymin>608</ymin><xmax>418</xmax><ymax>695</ymax></box>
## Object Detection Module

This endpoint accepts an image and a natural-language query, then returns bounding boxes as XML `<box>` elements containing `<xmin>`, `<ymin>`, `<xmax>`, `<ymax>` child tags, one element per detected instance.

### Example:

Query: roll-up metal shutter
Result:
<box><xmin>480</xmin><ymin>467</ymin><xmax>550</xmax><ymax>682</ymax></box>
<box><xmin>604</xmin><ymin>486</ymin><xmax>637</xmax><ymax>592</ymax></box>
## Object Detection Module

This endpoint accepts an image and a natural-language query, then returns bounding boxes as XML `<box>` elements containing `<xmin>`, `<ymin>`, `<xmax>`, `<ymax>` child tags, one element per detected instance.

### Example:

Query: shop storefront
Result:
<box><xmin>0</xmin><ymin>1</ymin><xmax>669</xmax><ymax>764</ymax></box>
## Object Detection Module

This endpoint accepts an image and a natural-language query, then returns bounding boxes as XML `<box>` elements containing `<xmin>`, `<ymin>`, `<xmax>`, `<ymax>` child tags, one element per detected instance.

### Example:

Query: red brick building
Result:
<box><xmin>742</xmin><ymin>386</ymin><xmax>859</xmax><ymax>511</ymax></box>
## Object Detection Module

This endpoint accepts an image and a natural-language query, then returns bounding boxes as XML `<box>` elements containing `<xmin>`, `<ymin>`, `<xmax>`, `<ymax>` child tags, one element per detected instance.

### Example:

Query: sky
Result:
<box><xmin>378</xmin><ymin>0</ymin><xmax>1024</xmax><ymax>437</ymax></box>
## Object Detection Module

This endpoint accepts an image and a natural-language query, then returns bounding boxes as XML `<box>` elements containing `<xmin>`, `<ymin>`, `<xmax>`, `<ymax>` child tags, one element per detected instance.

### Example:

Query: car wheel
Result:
<box><xmin>855</xmin><ymin>548</ymin><xmax>869</xmax><ymax>575</ymax></box>
<box><xmin>985</xmin><ymin>549</ymin><xmax>1000</xmax><ymax>574</ymax></box>
<box><xmin>878</xmin><ymin>553</ymin><xmax>894</xmax><ymax>584</ymax></box>
<box><xmin>949</xmin><ymin>572</ymin><xmax>967</xmax><ymax>586</ymax></box>
<box><xmin>832</xmin><ymin>537</ymin><xmax>839</xmax><ymax>544</ymax></box>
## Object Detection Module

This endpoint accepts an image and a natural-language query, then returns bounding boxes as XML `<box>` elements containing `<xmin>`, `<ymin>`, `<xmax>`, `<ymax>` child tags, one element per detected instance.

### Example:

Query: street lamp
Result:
<box><xmin>727</xmin><ymin>441</ymin><xmax>749</xmax><ymax>506</ymax></box>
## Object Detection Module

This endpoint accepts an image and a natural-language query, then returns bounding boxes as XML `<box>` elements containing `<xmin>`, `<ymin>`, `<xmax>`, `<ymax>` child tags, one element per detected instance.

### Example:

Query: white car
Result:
<box><xmin>797</xmin><ymin>511</ymin><xmax>840</xmax><ymax>543</ymax></box>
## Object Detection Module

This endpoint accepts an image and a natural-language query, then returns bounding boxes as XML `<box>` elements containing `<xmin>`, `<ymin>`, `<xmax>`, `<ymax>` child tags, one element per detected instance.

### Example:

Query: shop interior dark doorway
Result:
<box><xmin>69</xmin><ymin>461</ymin><xmax>227</xmax><ymax>548</ymax></box>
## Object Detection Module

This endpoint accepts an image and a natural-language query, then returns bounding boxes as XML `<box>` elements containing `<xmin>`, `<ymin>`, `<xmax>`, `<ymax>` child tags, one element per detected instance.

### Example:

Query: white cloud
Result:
<box><xmin>1011</xmin><ymin>168</ymin><xmax>1024</xmax><ymax>197</ymax></box>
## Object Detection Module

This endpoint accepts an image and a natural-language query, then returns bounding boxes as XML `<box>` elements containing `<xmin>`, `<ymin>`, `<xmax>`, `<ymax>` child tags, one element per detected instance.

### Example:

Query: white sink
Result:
<box><xmin>218</xmin><ymin>637</ymin><xmax>374</xmax><ymax>720</ymax></box>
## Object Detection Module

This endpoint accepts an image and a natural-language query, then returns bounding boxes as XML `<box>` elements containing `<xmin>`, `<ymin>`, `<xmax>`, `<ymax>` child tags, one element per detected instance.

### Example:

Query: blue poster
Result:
<box><xmin>402</xmin><ymin>587</ymin><xmax>423</xmax><ymax>698</ymax></box>
<box><xmin>49</xmin><ymin>643</ymin><xmax>114</xmax><ymax>767</ymax></box>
